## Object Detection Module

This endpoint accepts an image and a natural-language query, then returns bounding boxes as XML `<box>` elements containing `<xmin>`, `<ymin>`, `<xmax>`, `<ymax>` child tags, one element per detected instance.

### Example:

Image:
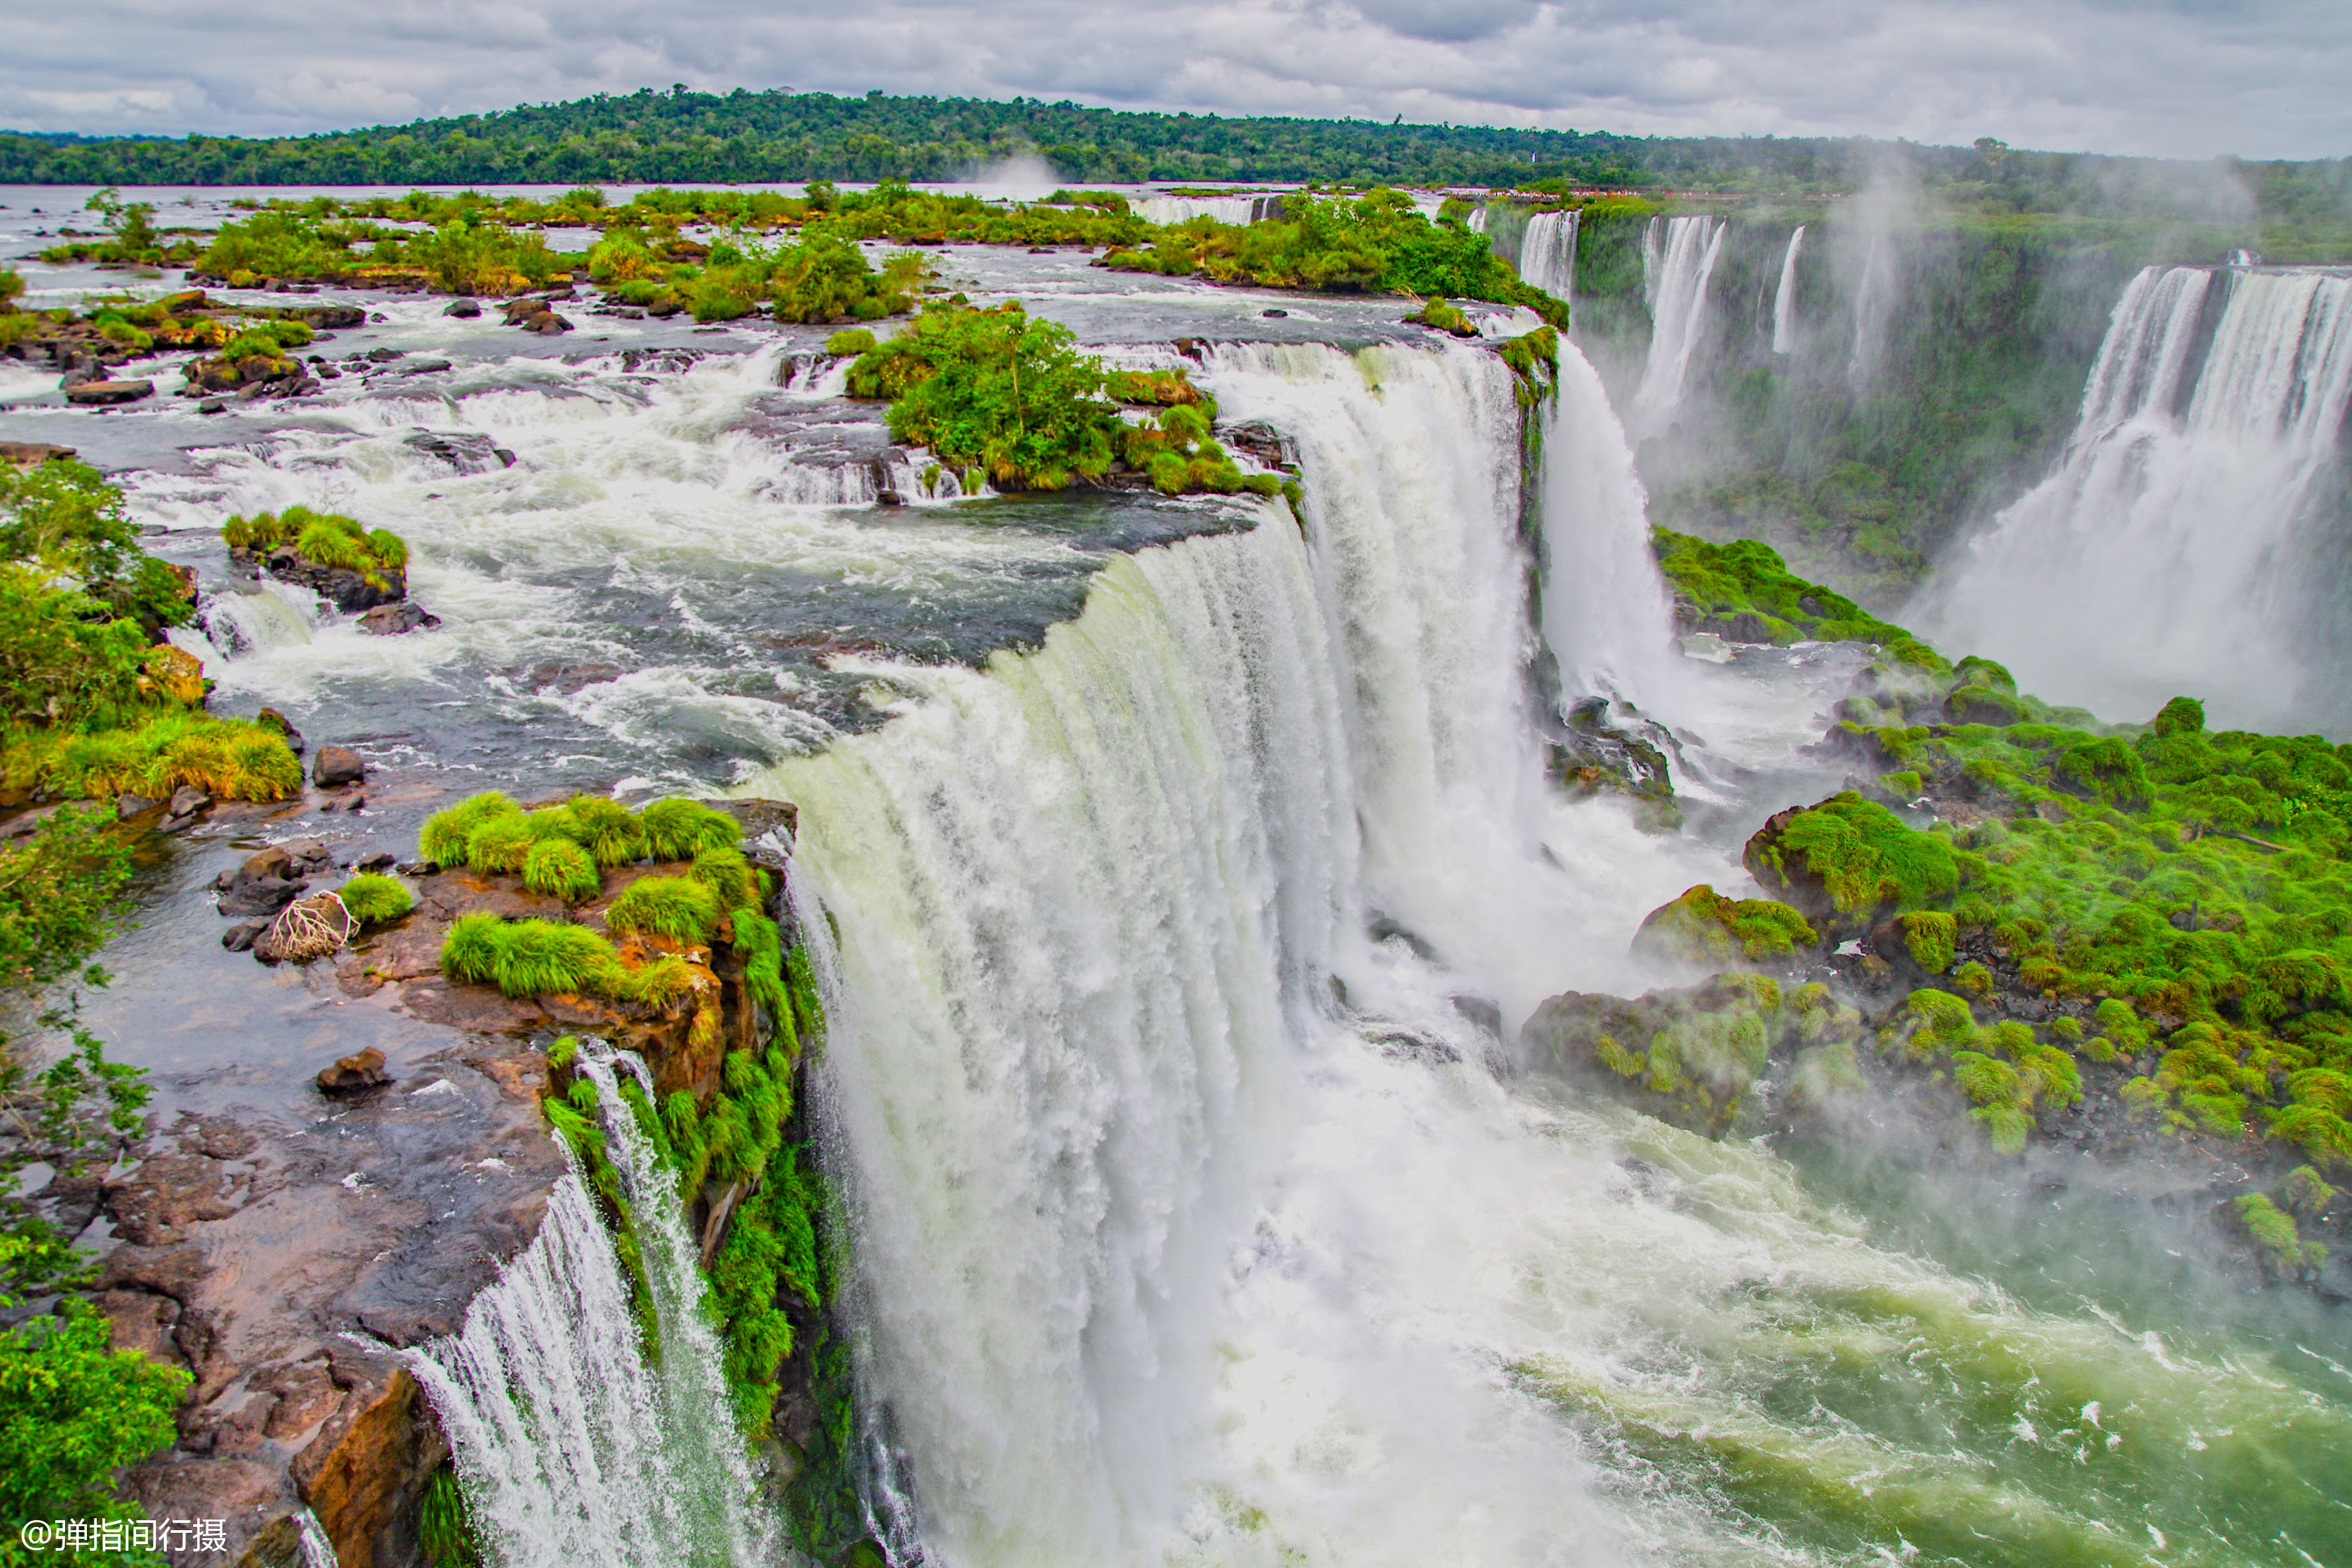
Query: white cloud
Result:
<box><xmin>0</xmin><ymin>0</ymin><xmax>2342</xmax><ymax>159</ymax></box>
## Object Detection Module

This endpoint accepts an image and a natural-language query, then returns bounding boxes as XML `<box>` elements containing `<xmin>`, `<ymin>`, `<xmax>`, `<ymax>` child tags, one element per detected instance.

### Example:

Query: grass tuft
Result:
<box><xmin>605</xmin><ymin>874</ymin><xmax>724</xmax><ymax>945</ymax></box>
<box><xmin>337</xmin><ymin>873</ymin><xmax>414</xmax><ymax>923</ymax></box>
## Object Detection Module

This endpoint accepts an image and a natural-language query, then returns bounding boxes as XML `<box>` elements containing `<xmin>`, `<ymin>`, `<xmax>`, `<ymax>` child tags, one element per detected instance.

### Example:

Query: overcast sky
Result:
<box><xmin>0</xmin><ymin>0</ymin><xmax>2344</xmax><ymax>161</ymax></box>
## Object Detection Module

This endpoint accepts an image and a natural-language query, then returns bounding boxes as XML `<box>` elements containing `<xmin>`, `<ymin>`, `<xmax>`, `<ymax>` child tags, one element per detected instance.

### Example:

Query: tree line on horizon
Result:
<box><xmin>3</xmin><ymin>84</ymin><xmax>2343</xmax><ymax>218</ymax></box>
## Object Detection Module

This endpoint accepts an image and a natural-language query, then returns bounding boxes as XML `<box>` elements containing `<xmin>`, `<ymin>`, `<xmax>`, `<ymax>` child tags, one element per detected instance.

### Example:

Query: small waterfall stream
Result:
<box><xmin>1517</xmin><ymin>208</ymin><xmax>1581</xmax><ymax>302</ymax></box>
<box><xmin>404</xmin><ymin>1047</ymin><xmax>782</xmax><ymax>1568</ymax></box>
<box><xmin>1631</xmin><ymin>216</ymin><xmax>1726</xmax><ymax>433</ymax></box>
<box><xmin>1917</xmin><ymin>264</ymin><xmax>2352</xmax><ymax>728</ymax></box>
<box><xmin>1770</xmin><ymin>225</ymin><xmax>1806</xmax><ymax>354</ymax></box>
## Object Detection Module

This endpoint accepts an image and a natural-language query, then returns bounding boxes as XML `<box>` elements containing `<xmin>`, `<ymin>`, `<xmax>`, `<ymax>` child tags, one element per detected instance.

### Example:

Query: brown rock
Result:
<box><xmin>291</xmin><ymin>1355</ymin><xmax>441</xmax><ymax>1568</ymax></box>
<box><xmin>97</xmin><ymin>1288</ymin><xmax>187</xmax><ymax>1370</ymax></box>
<box><xmin>0</xmin><ymin>440</ymin><xmax>76</xmax><ymax>467</ymax></box>
<box><xmin>167</xmin><ymin>783</ymin><xmax>211</xmax><ymax>819</ymax></box>
<box><xmin>317</xmin><ymin>1048</ymin><xmax>391</xmax><ymax>1094</ymax></box>
<box><xmin>66</xmin><ymin>378</ymin><xmax>155</xmax><ymax>405</ymax></box>
<box><xmin>106</xmin><ymin>1156</ymin><xmax>244</xmax><ymax>1247</ymax></box>
<box><xmin>313</xmin><ymin>745</ymin><xmax>366</xmax><ymax>787</ymax></box>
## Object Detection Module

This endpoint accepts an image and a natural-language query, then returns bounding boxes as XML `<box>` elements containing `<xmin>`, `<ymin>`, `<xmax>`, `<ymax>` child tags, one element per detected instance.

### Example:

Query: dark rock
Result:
<box><xmin>219</xmin><ymin>876</ymin><xmax>304</xmax><ymax>917</ymax></box>
<box><xmin>230</xmin><ymin>544</ymin><xmax>404</xmax><ymax>613</ymax></box>
<box><xmin>66</xmin><ymin>378</ymin><xmax>155</xmax><ymax>406</ymax></box>
<box><xmin>0</xmin><ymin>441</ymin><xmax>76</xmax><ymax>465</ymax></box>
<box><xmin>317</xmin><ymin>1048</ymin><xmax>391</xmax><ymax>1094</ymax></box>
<box><xmin>402</xmin><ymin>430</ymin><xmax>506</xmax><ymax>474</ymax></box>
<box><xmin>356</xmin><ymin>599</ymin><xmax>441</xmax><ymax>637</ymax></box>
<box><xmin>529</xmin><ymin>313</ymin><xmax>574</xmax><ymax>335</ymax></box>
<box><xmin>353</xmin><ymin>852</ymin><xmax>397</xmax><ymax>872</ymax></box>
<box><xmin>396</xmin><ymin>860</ymin><xmax>439</xmax><ymax>877</ymax></box>
<box><xmin>492</xmin><ymin>447</ymin><xmax>516</xmax><ymax>467</ymax></box>
<box><xmin>313</xmin><ymin>745</ymin><xmax>366</xmax><ymax>787</ymax></box>
<box><xmin>198</xmin><ymin>398</ymin><xmax>228</xmax><ymax>414</ymax></box>
<box><xmin>116</xmin><ymin>793</ymin><xmax>158</xmax><ymax>819</ymax></box>
<box><xmin>443</xmin><ymin>299</ymin><xmax>483</xmax><ymax>317</ymax></box>
<box><xmin>166</xmin><ymin>784</ymin><xmax>212</xmax><ymax>819</ymax></box>
<box><xmin>221</xmin><ymin>920</ymin><xmax>268</xmax><ymax>953</ymax></box>
<box><xmin>1261</xmin><ymin>309</ymin><xmax>1289</xmax><ymax>318</ymax></box>
<box><xmin>363</xmin><ymin>348</ymin><xmax>405</xmax><ymax>362</ymax></box>
<box><xmin>516</xmin><ymin>659</ymin><xmax>622</xmax><ymax>694</ymax></box>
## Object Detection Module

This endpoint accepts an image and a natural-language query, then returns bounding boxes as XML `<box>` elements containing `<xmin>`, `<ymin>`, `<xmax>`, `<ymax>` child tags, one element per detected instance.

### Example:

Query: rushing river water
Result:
<box><xmin>6</xmin><ymin>189</ymin><xmax>2350</xmax><ymax>1568</ymax></box>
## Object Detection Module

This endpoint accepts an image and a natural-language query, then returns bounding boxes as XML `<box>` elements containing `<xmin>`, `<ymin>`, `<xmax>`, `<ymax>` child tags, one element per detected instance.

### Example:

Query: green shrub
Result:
<box><xmin>465</xmin><ymin>813</ymin><xmax>541</xmax><ymax>874</ymax></box>
<box><xmin>566</xmin><ymin>794</ymin><xmax>647</xmax><ymax>866</ymax></box>
<box><xmin>440</xmin><ymin>916</ymin><xmax>615</xmax><ymax>998</ymax></box>
<box><xmin>438</xmin><ymin>911</ymin><xmax>506</xmax><ymax>985</ymax></box>
<box><xmin>688</xmin><ymin>844</ymin><xmax>763</xmax><ymax>912</ymax></box>
<box><xmin>826</xmin><ymin>327</ymin><xmax>877</xmax><ymax>355</ymax></box>
<box><xmin>639</xmin><ymin>797</ymin><xmax>741</xmax><ymax>861</ymax></box>
<box><xmin>337</xmin><ymin>874</ymin><xmax>414</xmax><ymax>923</ymax></box>
<box><xmin>224</xmin><ymin>505</ymin><xmax>405</xmax><ymax>583</ymax></box>
<box><xmin>1747</xmin><ymin>791</ymin><xmax>1958</xmax><ymax>921</ymax></box>
<box><xmin>420</xmin><ymin>792</ymin><xmax>518</xmax><ymax>864</ymax></box>
<box><xmin>524</xmin><ymin>838</ymin><xmax>601</xmax><ymax>903</ymax></box>
<box><xmin>606</xmin><ymin>876</ymin><xmax>724</xmax><ymax>945</ymax></box>
<box><xmin>5</xmin><ymin>712</ymin><xmax>301</xmax><ymax>802</ymax></box>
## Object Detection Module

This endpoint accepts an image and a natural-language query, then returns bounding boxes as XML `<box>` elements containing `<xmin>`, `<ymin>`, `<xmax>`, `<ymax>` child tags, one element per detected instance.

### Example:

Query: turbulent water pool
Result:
<box><xmin>7</xmin><ymin>187</ymin><xmax>2350</xmax><ymax>1568</ymax></box>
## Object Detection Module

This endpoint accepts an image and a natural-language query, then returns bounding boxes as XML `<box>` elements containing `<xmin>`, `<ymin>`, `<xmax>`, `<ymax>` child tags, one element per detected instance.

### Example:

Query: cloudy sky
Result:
<box><xmin>1</xmin><ymin>0</ymin><xmax>2344</xmax><ymax>160</ymax></box>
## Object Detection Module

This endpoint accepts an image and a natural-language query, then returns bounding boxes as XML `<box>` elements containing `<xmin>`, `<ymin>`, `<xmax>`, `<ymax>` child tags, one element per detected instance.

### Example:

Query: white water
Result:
<box><xmin>1631</xmin><ymin>216</ymin><xmax>1726</xmax><ymax>435</ymax></box>
<box><xmin>1133</xmin><ymin>195</ymin><xmax>1278</xmax><ymax>226</ymax></box>
<box><xmin>1537</xmin><ymin>343</ymin><xmax>1678</xmax><ymax>709</ymax></box>
<box><xmin>751</xmin><ymin>341</ymin><xmax>1741</xmax><ymax>1567</ymax></box>
<box><xmin>1917</xmin><ymin>264</ymin><xmax>2352</xmax><ymax>729</ymax></box>
<box><xmin>1770</xmin><ymin>226</ymin><xmax>1805</xmax><ymax>354</ymax></box>
<box><xmin>404</xmin><ymin>1048</ymin><xmax>780</xmax><ymax>1568</ymax></box>
<box><xmin>1518</xmin><ymin>209</ymin><xmax>1580</xmax><ymax>303</ymax></box>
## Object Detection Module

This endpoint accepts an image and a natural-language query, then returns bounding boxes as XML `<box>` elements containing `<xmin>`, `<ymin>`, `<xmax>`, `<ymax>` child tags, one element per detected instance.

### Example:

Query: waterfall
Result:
<box><xmin>1517</xmin><ymin>208</ymin><xmax>1580</xmax><ymax>302</ymax></box>
<box><xmin>748</xmin><ymin>341</ymin><xmax>1709</xmax><ymax>1567</ymax></box>
<box><xmin>1133</xmin><ymin>194</ymin><xmax>1264</xmax><ymax>226</ymax></box>
<box><xmin>1630</xmin><ymin>215</ymin><xmax>1725</xmax><ymax>433</ymax></box>
<box><xmin>1539</xmin><ymin>343</ymin><xmax>1678</xmax><ymax>708</ymax></box>
<box><xmin>1916</xmin><ymin>264</ymin><xmax>2352</xmax><ymax>730</ymax></box>
<box><xmin>1770</xmin><ymin>225</ymin><xmax>1806</xmax><ymax>354</ymax></box>
<box><xmin>404</xmin><ymin>1046</ymin><xmax>781</xmax><ymax>1568</ymax></box>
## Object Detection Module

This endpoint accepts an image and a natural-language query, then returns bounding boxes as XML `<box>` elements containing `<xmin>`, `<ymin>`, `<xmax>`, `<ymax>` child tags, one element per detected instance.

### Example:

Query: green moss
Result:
<box><xmin>336</xmin><ymin>873</ymin><xmax>413</xmax><ymax>924</ymax></box>
<box><xmin>1745</xmin><ymin>791</ymin><xmax>1959</xmax><ymax>923</ymax></box>
<box><xmin>3</xmin><ymin>712</ymin><xmax>301</xmax><ymax>803</ymax></box>
<box><xmin>2235</xmin><ymin>1192</ymin><xmax>2325</xmax><ymax>1275</ymax></box>
<box><xmin>1899</xmin><ymin>910</ymin><xmax>1957</xmax><ymax>972</ymax></box>
<box><xmin>1632</xmin><ymin>884</ymin><xmax>1816</xmax><ymax>969</ymax></box>
<box><xmin>606</xmin><ymin>875</ymin><xmax>724</xmax><ymax>945</ymax></box>
<box><xmin>688</xmin><ymin>844</ymin><xmax>763</xmax><ymax>913</ymax></box>
<box><xmin>417</xmin><ymin>1466</ymin><xmax>482</xmax><ymax>1568</ymax></box>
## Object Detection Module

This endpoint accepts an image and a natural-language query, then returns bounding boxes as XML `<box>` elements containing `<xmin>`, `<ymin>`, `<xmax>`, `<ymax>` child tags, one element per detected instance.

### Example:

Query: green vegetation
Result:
<box><xmin>416</xmin><ymin>1466</ymin><xmax>483</xmax><ymax>1568</ymax></box>
<box><xmin>0</xmin><ymin>804</ymin><xmax>188</xmax><ymax>1556</ymax></box>
<box><xmin>419</xmin><ymin>791</ymin><xmax>518</xmax><ymax>864</ymax></box>
<box><xmin>605</xmin><ymin>876</ymin><xmax>724</xmax><ymax>945</ymax></box>
<box><xmin>222</xmin><ymin>506</ymin><xmax>407</xmax><ymax>584</ymax></box>
<box><xmin>1101</xmin><ymin>191</ymin><xmax>1566</xmax><ymax>324</ymax></box>
<box><xmin>522</xmin><ymin>838</ymin><xmax>600</xmax><ymax>903</ymax></box>
<box><xmin>637</xmin><ymin>797</ymin><xmax>743</xmax><ymax>862</ymax></box>
<box><xmin>0</xmin><ymin>461</ymin><xmax>299</xmax><ymax>807</ymax></box>
<box><xmin>843</xmin><ymin>301</ymin><xmax>1287</xmax><ymax>495</ymax></box>
<box><xmin>1632</xmin><ymin>884</ymin><xmax>1817</xmax><ymax>970</ymax></box>
<box><xmin>1652</xmin><ymin>527</ymin><xmax>1930</xmax><ymax>654</ymax></box>
<box><xmin>1746</xmin><ymin>792</ymin><xmax>1960</xmax><ymax>927</ymax></box>
<box><xmin>335</xmin><ymin>874</ymin><xmax>413</xmax><ymax>924</ymax></box>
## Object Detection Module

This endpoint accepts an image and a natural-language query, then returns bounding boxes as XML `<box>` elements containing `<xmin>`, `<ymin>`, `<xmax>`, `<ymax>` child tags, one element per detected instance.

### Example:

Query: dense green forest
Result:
<box><xmin>3</xmin><ymin>85</ymin><xmax>2346</xmax><ymax>216</ymax></box>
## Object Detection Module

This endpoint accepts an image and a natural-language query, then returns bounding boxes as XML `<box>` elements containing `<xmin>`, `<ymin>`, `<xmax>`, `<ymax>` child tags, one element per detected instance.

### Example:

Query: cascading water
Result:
<box><xmin>1630</xmin><ymin>216</ymin><xmax>1726</xmax><ymax>434</ymax></box>
<box><xmin>1517</xmin><ymin>208</ymin><xmax>1580</xmax><ymax>302</ymax></box>
<box><xmin>1917</xmin><ymin>264</ymin><xmax>2352</xmax><ymax>729</ymax></box>
<box><xmin>404</xmin><ymin>1046</ymin><xmax>782</xmax><ymax>1568</ymax></box>
<box><xmin>1770</xmin><ymin>225</ymin><xmax>1806</xmax><ymax>354</ymax></box>
<box><xmin>1132</xmin><ymin>195</ymin><xmax>1276</xmax><ymax>226</ymax></box>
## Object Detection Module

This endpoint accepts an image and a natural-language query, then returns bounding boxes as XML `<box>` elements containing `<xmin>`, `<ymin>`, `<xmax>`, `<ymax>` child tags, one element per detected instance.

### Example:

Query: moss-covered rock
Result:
<box><xmin>1744</xmin><ymin>791</ymin><xmax>1959</xmax><ymax>931</ymax></box>
<box><xmin>1632</xmin><ymin>884</ymin><xmax>1817</xmax><ymax>973</ymax></box>
<box><xmin>1520</xmin><ymin>973</ymin><xmax>1863</xmax><ymax>1136</ymax></box>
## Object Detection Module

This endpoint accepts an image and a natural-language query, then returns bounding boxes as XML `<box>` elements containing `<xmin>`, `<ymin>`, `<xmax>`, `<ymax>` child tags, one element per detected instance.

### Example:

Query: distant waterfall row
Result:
<box><xmin>1917</xmin><ymin>263</ymin><xmax>2352</xmax><ymax>729</ymax></box>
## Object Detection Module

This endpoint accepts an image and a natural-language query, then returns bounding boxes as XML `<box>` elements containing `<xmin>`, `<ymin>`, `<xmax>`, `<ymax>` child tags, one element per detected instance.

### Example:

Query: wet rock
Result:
<box><xmin>198</xmin><ymin>398</ymin><xmax>227</xmax><ymax>414</ymax></box>
<box><xmin>220</xmin><ymin>876</ymin><xmax>304</xmax><ymax>918</ymax></box>
<box><xmin>313</xmin><ymin>745</ymin><xmax>366</xmax><ymax>787</ymax></box>
<box><xmin>352</xmin><ymin>852</ymin><xmax>397</xmax><ymax>873</ymax></box>
<box><xmin>1261</xmin><ymin>308</ymin><xmax>1288</xmax><ymax>318</ymax></box>
<box><xmin>65</xmin><ymin>378</ymin><xmax>155</xmax><ymax>405</ymax></box>
<box><xmin>442</xmin><ymin>299</ymin><xmax>481</xmax><ymax>317</ymax></box>
<box><xmin>0</xmin><ymin>803</ymin><xmax>58</xmax><ymax>839</ymax></box>
<box><xmin>222</xmin><ymin>919</ymin><xmax>268</xmax><ymax>953</ymax></box>
<box><xmin>0</xmin><ymin>440</ymin><xmax>76</xmax><ymax>466</ymax></box>
<box><xmin>396</xmin><ymin>860</ymin><xmax>439</xmax><ymax>877</ymax></box>
<box><xmin>283</xmin><ymin>303</ymin><xmax>366</xmax><ymax>329</ymax></box>
<box><xmin>117</xmin><ymin>793</ymin><xmax>159</xmax><ymax>819</ymax></box>
<box><xmin>232</xmin><ymin>544</ymin><xmax>404</xmax><ymax>613</ymax></box>
<box><xmin>400</xmin><ymin>430</ymin><xmax>505</xmax><ymax>474</ymax></box>
<box><xmin>318</xmin><ymin>1048</ymin><xmax>392</xmax><ymax>1094</ymax></box>
<box><xmin>516</xmin><ymin>659</ymin><xmax>622</xmax><ymax>694</ymax></box>
<box><xmin>167</xmin><ymin>783</ymin><xmax>212</xmax><ymax>819</ymax></box>
<box><xmin>356</xmin><ymin>600</ymin><xmax>441</xmax><ymax>635</ymax></box>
